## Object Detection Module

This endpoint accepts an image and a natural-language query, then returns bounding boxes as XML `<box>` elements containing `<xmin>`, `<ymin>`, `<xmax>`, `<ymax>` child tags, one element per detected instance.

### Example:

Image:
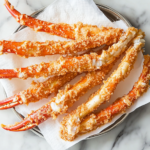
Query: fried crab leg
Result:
<box><xmin>4</xmin><ymin>0</ymin><xmax>74</xmax><ymax>39</ymax></box>
<box><xmin>0</xmin><ymin>27</ymin><xmax>138</xmax><ymax>79</ymax></box>
<box><xmin>79</xmin><ymin>55</ymin><xmax>150</xmax><ymax>135</ymax></box>
<box><xmin>5</xmin><ymin>0</ymin><xmax>119</xmax><ymax>40</ymax></box>
<box><xmin>0</xmin><ymin>46</ymin><xmax>112</xmax><ymax>130</ymax></box>
<box><xmin>0</xmin><ymin>73</ymin><xmax>78</xmax><ymax>110</ymax></box>
<box><xmin>59</xmin><ymin>30</ymin><xmax>145</xmax><ymax>141</ymax></box>
<box><xmin>0</xmin><ymin>28</ymin><xmax>139</xmax><ymax>131</ymax></box>
<box><xmin>0</xmin><ymin>62</ymin><xmax>114</xmax><ymax>131</ymax></box>
<box><xmin>0</xmin><ymin>27</ymin><xmax>123</xmax><ymax>57</ymax></box>
<box><xmin>0</xmin><ymin>46</ymin><xmax>105</xmax><ymax>109</ymax></box>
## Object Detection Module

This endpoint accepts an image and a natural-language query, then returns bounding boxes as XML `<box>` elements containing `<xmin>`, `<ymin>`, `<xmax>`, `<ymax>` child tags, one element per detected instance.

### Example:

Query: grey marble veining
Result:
<box><xmin>95</xmin><ymin>0</ymin><xmax>150</xmax><ymax>55</ymax></box>
<box><xmin>0</xmin><ymin>0</ymin><xmax>150</xmax><ymax>150</ymax></box>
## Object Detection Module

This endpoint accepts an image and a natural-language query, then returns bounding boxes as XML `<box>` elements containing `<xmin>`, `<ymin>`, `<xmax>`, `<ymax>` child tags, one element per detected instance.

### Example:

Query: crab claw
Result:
<box><xmin>1</xmin><ymin>103</ymin><xmax>52</xmax><ymax>131</ymax></box>
<box><xmin>0</xmin><ymin>94</ymin><xmax>22</xmax><ymax>110</ymax></box>
<box><xmin>4</xmin><ymin>0</ymin><xmax>75</xmax><ymax>39</ymax></box>
<box><xmin>1</xmin><ymin>119</ymin><xmax>36</xmax><ymax>131</ymax></box>
<box><xmin>4</xmin><ymin>0</ymin><xmax>21</xmax><ymax>18</ymax></box>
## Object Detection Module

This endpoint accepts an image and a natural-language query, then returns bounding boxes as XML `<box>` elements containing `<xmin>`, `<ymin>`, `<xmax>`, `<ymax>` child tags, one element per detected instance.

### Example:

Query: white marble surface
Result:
<box><xmin>0</xmin><ymin>0</ymin><xmax>150</xmax><ymax>150</ymax></box>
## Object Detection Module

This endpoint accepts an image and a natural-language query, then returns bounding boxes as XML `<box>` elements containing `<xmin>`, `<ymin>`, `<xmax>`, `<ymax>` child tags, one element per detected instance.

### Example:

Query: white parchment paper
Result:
<box><xmin>0</xmin><ymin>0</ymin><xmax>150</xmax><ymax>150</ymax></box>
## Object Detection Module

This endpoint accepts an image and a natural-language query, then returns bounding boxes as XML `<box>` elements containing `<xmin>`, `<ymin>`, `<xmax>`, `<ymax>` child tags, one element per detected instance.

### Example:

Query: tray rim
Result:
<box><xmin>12</xmin><ymin>3</ymin><xmax>132</xmax><ymax>140</ymax></box>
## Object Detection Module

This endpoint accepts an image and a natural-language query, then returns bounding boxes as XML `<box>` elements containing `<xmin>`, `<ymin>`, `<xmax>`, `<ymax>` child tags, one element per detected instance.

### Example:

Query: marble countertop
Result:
<box><xmin>0</xmin><ymin>0</ymin><xmax>150</xmax><ymax>150</ymax></box>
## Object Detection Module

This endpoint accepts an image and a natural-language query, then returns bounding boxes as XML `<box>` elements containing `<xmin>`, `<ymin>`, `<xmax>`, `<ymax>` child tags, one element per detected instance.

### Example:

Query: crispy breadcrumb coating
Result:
<box><xmin>19</xmin><ymin>73</ymin><xmax>78</xmax><ymax>104</ymax></box>
<box><xmin>60</xmin><ymin>30</ymin><xmax>145</xmax><ymax>141</ymax></box>
<box><xmin>0</xmin><ymin>62</ymin><xmax>115</xmax><ymax>131</ymax></box>
<box><xmin>0</xmin><ymin>27</ymin><xmax>123</xmax><ymax>57</ymax></box>
<box><xmin>0</xmin><ymin>27</ymin><xmax>138</xmax><ymax>79</ymax></box>
<box><xmin>79</xmin><ymin>55</ymin><xmax>150</xmax><ymax>134</ymax></box>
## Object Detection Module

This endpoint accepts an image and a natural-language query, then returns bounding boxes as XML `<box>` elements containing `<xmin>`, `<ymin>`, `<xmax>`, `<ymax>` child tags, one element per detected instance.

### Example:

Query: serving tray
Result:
<box><xmin>12</xmin><ymin>3</ymin><xmax>131</xmax><ymax>139</ymax></box>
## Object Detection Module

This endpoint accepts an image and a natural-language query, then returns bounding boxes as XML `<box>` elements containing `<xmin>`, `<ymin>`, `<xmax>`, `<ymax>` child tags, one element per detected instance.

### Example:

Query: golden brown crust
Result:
<box><xmin>1</xmin><ymin>3</ymin><xmax>149</xmax><ymax>138</ymax></box>
<box><xmin>2</xmin><ymin>27</ymin><xmax>137</xmax><ymax>79</ymax></box>
<box><xmin>0</xmin><ymin>27</ymin><xmax>123</xmax><ymax>57</ymax></box>
<box><xmin>59</xmin><ymin>30</ymin><xmax>145</xmax><ymax>141</ymax></box>
<box><xmin>79</xmin><ymin>55</ymin><xmax>150</xmax><ymax>134</ymax></box>
<box><xmin>19</xmin><ymin>62</ymin><xmax>115</xmax><ymax>124</ymax></box>
<box><xmin>19</xmin><ymin>73</ymin><xmax>78</xmax><ymax>104</ymax></box>
<box><xmin>49</xmin><ymin>63</ymin><xmax>114</xmax><ymax>119</ymax></box>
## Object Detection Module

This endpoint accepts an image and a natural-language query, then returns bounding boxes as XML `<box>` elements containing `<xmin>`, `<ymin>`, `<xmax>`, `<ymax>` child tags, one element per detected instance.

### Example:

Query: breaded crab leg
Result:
<box><xmin>0</xmin><ymin>28</ymin><xmax>139</xmax><ymax>131</ymax></box>
<box><xmin>59</xmin><ymin>30</ymin><xmax>145</xmax><ymax>141</ymax></box>
<box><xmin>5</xmin><ymin>0</ymin><xmax>118</xmax><ymax>40</ymax></box>
<box><xmin>0</xmin><ymin>62</ymin><xmax>114</xmax><ymax>131</ymax></box>
<box><xmin>0</xmin><ymin>46</ymin><xmax>110</xmax><ymax>130</ymax></box>
<box><xmin>79</xmin><ymin>55</ymin><xmax>150</xmax><ymax>135</ymax></box>
<box><xmin>0</xmin><ymin>46</ymin><xmax>105</xmax><ymax>109</ymax></box>
<box><xmin>4</xmin><ymin>0</ymin><xmax>74</xmax><ymax>39</ymax></box>
<box><xmin>0</xmin><ymin>29</ymin><xmax>141</xmax><ymax>131</ymax></box>
<box><xmin>0</xmin><ymin>73</ymin><xmax>78</xmax><ymax>110</ymax></box>
<box><xmin>0</xmin><ymin>27</ymin><xmax>138</xmax><ymax>79</ymax></box>
<box><xmin>0</xmin><ymin>27</ymin><xmax>123</xmax><ymax>57</ymax></box>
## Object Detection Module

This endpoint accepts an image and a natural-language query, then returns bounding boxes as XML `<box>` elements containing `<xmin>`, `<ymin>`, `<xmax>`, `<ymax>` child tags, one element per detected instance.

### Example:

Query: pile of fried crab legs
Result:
<box><xmin>0</xmin><ymin>0</ymin><xmax>149</xmax><ymax>141</ymax></box>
